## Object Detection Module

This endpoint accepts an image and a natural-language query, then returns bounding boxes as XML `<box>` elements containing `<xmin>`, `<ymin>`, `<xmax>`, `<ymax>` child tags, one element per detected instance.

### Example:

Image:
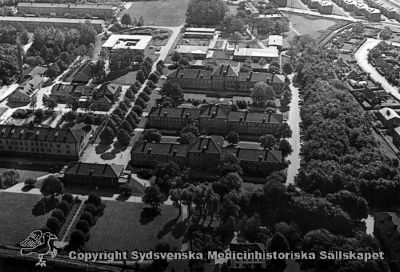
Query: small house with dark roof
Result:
<box><xmin>72</xmin><ymin>61</ymin><xmax>93</xmax><ymax>84</ymax></box>
<box><xmin>228</xmin><ymin>243</ymin><xmax>266</xmax><ymax>269</ymax></box>
<box><xmin>63</xmin><ymin>162</ymin><xmax>126</xmax><ymax>187</ymax></box>
<box><xmin>376</xmin><ymin>107</ymin><xmax>400</xmax><ymax>128</ymax></box>
<box><xmin>95</xmin><ymin>82</ymin><xmax>121</xmax><ymax>103</ymax></box>
<box><xmin>0</xmin><ymin>124</ymin><xmax>87</xmax><ymax>159</ymax></box>
<box><xmin>228</xmin><ymin>111</ymin><xmax>283</xmax><ymax>138</ymax></box>
<box><xmin>147</xmin><ymin>106</ymin><xmax>200</xmax><ymax>131</ymax></box>
<box><xmin>199</xmin><ymin>104</ymin><xmax>230</xmax><ymax>134</ymax></box>
<box><xmin>131</xmin><ymin>142</ymin><xmax>188</xmax><ymax>167</ymax></box>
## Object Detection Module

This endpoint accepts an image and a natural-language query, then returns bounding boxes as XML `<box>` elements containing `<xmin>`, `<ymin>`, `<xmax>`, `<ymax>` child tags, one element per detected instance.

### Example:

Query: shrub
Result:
<box><xmin>87</xmin><ymin>193</ymin><xmax>102</xmax><ymax>207</ymax></box>
<box><xmin>80</xmin><ymin>211</ymin><xmax>94</xmax><ymax>226</ymax></box>
<box><xmin>57</xmin><ymin>200</ymin><xmax>70</xmax><ymax>216</ymax></box>
<box><xmin>76</xmin><ymin>220</ymin><xmax>90</xmax><ymax>233</ymax></box>
<box><xmin>46</xmin><ymin>217</ymin><xmax>60</xmax><ymax>233</ymax></box>
<box><xmin>84</xmin><ymin>203</ymin><xmax>98</xmax><ymax>216</ymax></box>
<box><xmin>137</xmin><ymin>168</ymin><xmax>153</xmax><ymax>180</ymax></box>
<box><xmin>132</xmin><ymin>105</ymin><xmax>143</xmax><ymax>116</ymax></box>
<box><xmin>62</xmin><ymin>193</ymin><xmax>74</xmax><ymax>204</ymax></box>
<box><xmin>51</xmin><ymin>209</ymin><xmax>65</xmax><ymax>221</ymax></box>
<box><xmin>70</xmin><ymin>230</ymin><xmax>86</xmax><ymax>249</ymax></box>
<box><xmin>24</xmin><ymin>178</ymin><xmax>37</xmax><ymax>187</ymax></box>
<box><xmin>120</xmin><ymin>184</ymin><xmax>132</xmax><ymax>196</ymax></box>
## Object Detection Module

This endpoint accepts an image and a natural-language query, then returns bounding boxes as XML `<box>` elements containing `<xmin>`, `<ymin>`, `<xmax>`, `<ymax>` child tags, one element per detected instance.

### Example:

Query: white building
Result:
<box><xmin>233</xmin><ymin>47</ymin><xmax>279</xmax><ymax>62</ymax></box>
<box><xmin>102</xmin><ymin>34</ymin><xmax>153</xmax><ymax>53</ymax></box>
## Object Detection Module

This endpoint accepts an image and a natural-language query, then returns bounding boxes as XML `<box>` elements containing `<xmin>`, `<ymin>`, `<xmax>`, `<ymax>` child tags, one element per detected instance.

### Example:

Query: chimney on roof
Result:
<box><xmin>163</xmin><ymin>111</ymin><xmax>168</xmax><ymax>117</ymax></box>
<box><xmin>211</xmin><ymin>111</ymin><xmax>216</xmax><ymax>118</ymax></box>
<box><xmin>11</xmin><ymin>129</ymin><xmax>15</xmax><ymax>134</ymax></box>
<box><xmin>173</xmin><ymin>148</ymin><xmax>178</xmax><ymax>156</ymax></box>
<box><xmin>201</xmin><ymin>145</ymin><xmax>207</xmax><ymax>152</ymax></box>
<box><xmin>258</xmin><ymin>155</ymin><xmax>263</xmax><ymax>162</ymax></box>
<box><xmin>147</xmin><ymin>147</ymin><xmax>152</xmax><ymax>154</ymax></box>
<box><xmin>239</xmin><ymin>116</ymin><xmax>244</xmax><ymax>122</ymax></box>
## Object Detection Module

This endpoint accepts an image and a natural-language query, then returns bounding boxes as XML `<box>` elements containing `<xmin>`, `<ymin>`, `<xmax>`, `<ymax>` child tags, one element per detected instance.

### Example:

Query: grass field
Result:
<box><xmin>0</xmin><ymin>192</ymin><xmax>50</xmax><ymax>246</ymax></box>
<box><xmin>86</xmin><ymin>201</ymin><xmax>183</xmax><ymax>252</ymax></box>
<box><xmin>123</xmin><ymin>0</ymin><xmax>190</xmax><ymax>26</ymax></box>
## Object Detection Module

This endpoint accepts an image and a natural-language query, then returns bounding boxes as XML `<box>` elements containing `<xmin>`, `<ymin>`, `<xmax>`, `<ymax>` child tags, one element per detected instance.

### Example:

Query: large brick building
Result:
<box><xmin>167</xmin><ymin>65</ymin><xmax>287</xmax><ymax>93</ymax></box>
<box><xmin>0</xmin><ymin>124</ymin><xmax>88</xmax><ymax>160</ymax></box>
<box><xmin>147</xmin><ymin>107</ymin><xmax>200</xmax><ymax>131</ymax></box>
<box><xmin>17</xmin><ymin>3</ymin><xmax>116</xmax><ymax>18</ymax></box>
<box><xmin>131</xmin><ymin>135</ymin><xmax>284</xmax><ymax>176</ymax></box>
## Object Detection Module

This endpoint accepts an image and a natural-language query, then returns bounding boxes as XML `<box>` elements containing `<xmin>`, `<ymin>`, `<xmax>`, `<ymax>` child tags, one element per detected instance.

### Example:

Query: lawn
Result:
<box><xmin>0</xmin><ymin>192</ymin><xmax>51</xmax><ymax>246</ymax></box>
<box><xmin>86</xmin><ymin>201</ymin><xmax>183</xmax><ymax>252</ymax></box>
<box><xmin>123</xmin><ymin>0</ymin><xmax>190</xmax><ymax>27</ymax></box>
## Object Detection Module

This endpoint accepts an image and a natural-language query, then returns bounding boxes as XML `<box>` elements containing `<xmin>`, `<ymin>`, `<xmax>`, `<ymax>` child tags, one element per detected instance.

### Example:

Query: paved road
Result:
<box><xmin>279</xmin><ymin>7</ymin><xmax>361</xmax><ymax>22</ymax></box>
<box><xmin>355</xmin><ymin>38</ymin><xmax>400</xmax><ymax>101</ymax></box>
<box><xmin>286</xmin><ymin>74</ymin><xmax>301</xmax><ymax>185</ymax></box>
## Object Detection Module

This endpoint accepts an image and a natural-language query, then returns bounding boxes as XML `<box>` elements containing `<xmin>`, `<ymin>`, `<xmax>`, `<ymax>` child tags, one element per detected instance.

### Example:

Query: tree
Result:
<box><xmin>278</xmin><ymin>139</ymin><xmax>292</xmax><ymax>157</ymax></box>
<box><xmin>46</xmin><ymin>217</ymin><xmax>60</xmax><ymax>233</ymax></box>
<box><xmin>186</xmin><ymin>0</ymin><xmax>227</xmax><ymax>26</ymax></box>
<box><xmin>34</xmin><ymin>108</ymin><xmax>44</xmax><ymax>119</ymax></box>
<box><xmin>65</xmin><ymin>110</ymin><xmax>77</xmax><ymax>122</ymax></box>
<box><xmin>282</xmin><ymin>63</ymin><xmax>293</xmax><ymax>75</ymax></box>
<box><xmin>259</xmin><ymin>134</ymin><xmax>277</xmax><ymax>149</ymax></box>
<box><xmin>225</xmin><ymin>131</ymin><xmax>239</xmax><ymax>145</ymax></box>
<box><xmin>40</xmin><ymin>175</ymin><xmax>63</xmax><ymax>198</ymax></box>
<box><xmin>149</xmin><ymin>73</ymin><xmax>159</xmax><ymax>83</ymax></box>
<box><xmin>227</xmin><ymin>18</ymin><xmax>245</xmax><ymax>33</ymax></box>
<box><xmin>276</xmin><ymin>123</ymin><xmax>292</xmax><ymax>139</ymax></box>
<box><xmin>132</xmin><ymin>105</ymin><xmax>143</xmax><ymax>116</ymax></box>
<box><xmin>251</xmin><ymin>82</ymin><xmax>274</xmax><ymax>107</ymax></box>
<box><xmin>160</xmin><ymin>81</ymin><xmax>184</xmax><ymax>107</ymax></box>
<box><xmin>213</xmin><ymin>172</ymin><xmax>242</xmax><ymax>197</ymax></box>
<box><xmin>117</xmin><ymin>129</ymin><xmax>130</xmax><ymax>147</ymax></box>
<box><xmin>236</xmin><ymin>100</ymin><xmax>248</xmax><ymax>110</ymax></box>
<box><xmin>218</xmin><ymin>153</ymin><xmax>243</xmax><ymax>176</ymax></box>
<box><xmin>135</xmin><ymin>97</ymin><xmax>146</xmax><ymax>109</ymax></box>
<box><xmin>171</xmin><ymin>51</ymin><xmax>182</xmax><ymax>65</ymax></box>
<box><xmin>100</xmin><ymin>126</ymin><xmax>114</xmax><ymax>144</ymax></box>
<box><xmin>143</xmin><ymin>184</ymin><xmax>163</xmax><ymax>210</ymax></box>
<box><xmin>180</xmin><ymin>132</ymin><xmax>196</xmax><ymax>144</ymax></box>
<box><xmin>230</xmin><ymin>31</ymin><xmax>243</xmax><ymax>47</ymax></box>
<box><xmin>326</xmin><ymin>190</ymin><xmax>368</xmax><ymax>220</ymax></box>
<box><xmin>70</xmin><ymin>230</ymin><xmax>86</xmax><ymax>249</ymax></box>
<box><xmin>258</xmin><ymin>58</ymin><xmax>267</xmax><ymax>68</ymax></box>
<box><xmin>120</xmin><ymin>120</ymin><xmax>134</xmax><ymax>134</ymax></box>
<box><xmin>136</xmin><ymin>70</ymin><xmax>146</xmax><ymax>84</ymax></box>
<box><xmin>76</xmin><ymin>220</ymin><xmax>90</xmax><ymax>233</ymax></box>
<box><xmin>83</xmin><ymin>114</ymin><xmax>94</xmax><ymax>126</ymax></box>
<box><xmin>121</xmin><ymin>13</ymin><xmax>132</xmax><ymax>25</ymax></box>
<box><xmin>137</xmin><ymin>16</ymin><xmax>145</xmax><ymax>27</ymax></box>
<box><xmin>142</xmin><ymin>129</ymin><xmax>161</xmax><ymax>142</ymax></box>
<box><xmin>281</xmin><ymin>89</ymin><xmax>292</xmax><ymax>108</ymax></box>
<box><xmin>180</xmin><ymin>124</ymin><xmax>200</xmax><ymax>137</ymax></box>
<box><xmin>46</xmin><ymin>62</ymin><xmax>60</xmax><ymax>78</ymax></box>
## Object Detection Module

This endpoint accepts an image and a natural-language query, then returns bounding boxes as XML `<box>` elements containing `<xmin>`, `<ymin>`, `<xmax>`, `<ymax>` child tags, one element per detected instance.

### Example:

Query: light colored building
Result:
<box><xmin>175</xmin><ymin>45</ymin><xmax>209</xmax><ymax>59</ymax></box>
<box><xmin>376</xmin><ymin>107</ymin><xmax>400</xmax><ymax>128</ymax></box>
<box><xmin>318</xmin><ymin>0</ymin><xmax>333</xmax><ymax>14</ymax></box>
<box><xmin>366</xmin><ymin>7</ymin><xmax>381</xmax><ymax>21</ymax></box>
<box><xmin>268</xmin><ymin>35</ymin><xmax>283</xmax><ymax>50</ymax></box>
<box><xmin>183</xmin><ymin>27</ymin><xmax>216</xmax><ymax>39</ymax></box>
<box><xmin>8</xmin><ymin>75</ymin><xmax>43</xmax><ymax>104</ymax></box>
<box><xmin>0</xmin><ymin>16</ymin><xmax>105</xmax><ymax>32</ymax></box>
<box><xmin>102</xmin><ymin>35</ymin><xmax>153</xmax><ymax>54</ymax></box>
<box><xmin>233</xmin><ymin>47</ymin><xmax>279</xmax><ymax>62</ymax></box>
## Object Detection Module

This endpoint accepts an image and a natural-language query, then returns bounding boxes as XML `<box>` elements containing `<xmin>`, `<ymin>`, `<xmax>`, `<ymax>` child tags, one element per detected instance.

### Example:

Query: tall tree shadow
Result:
<box><xmin>171</xmin><ymin>218</ymin><xmax>189</xmax><ymax>239</ymax></box>
<box><xmin>140</xmin><ymin>207</ymin><xmax>160</xmax><ymax>225</ymax></box>
<box><xmin>157</xmin><ymin>215</ymin><xmax>180</xmax><ymax>239</ymax></box>
<box><xmin>32</xmin><ymin>197</ymin><xmax>59</xmax><ymax>216</ymax></box>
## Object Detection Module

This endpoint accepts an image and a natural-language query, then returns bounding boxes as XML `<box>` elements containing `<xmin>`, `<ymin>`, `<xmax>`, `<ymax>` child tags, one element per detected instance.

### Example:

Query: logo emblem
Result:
<box><xmin>19</xmin><ymin>230</ymin><xmax>64</xmax><ymax>267</ymax></box>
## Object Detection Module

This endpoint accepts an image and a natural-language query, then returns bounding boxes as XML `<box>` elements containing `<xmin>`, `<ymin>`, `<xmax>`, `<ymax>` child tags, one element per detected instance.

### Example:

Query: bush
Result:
<box><xmin>62</xmin><ymin>193</ymin><xmax>74</xmax><ymax>204</ymax></box>
<box><xmin>76</xmin><ymin>220</ymin><xmax>90</xmax><ymax>233</ymax></box>
<box><xmin>70</xmin><ymin>230</ymin><xmax>86</xmax><ymax>249</ymax></box>
<box><xmin>24</xmin><ymin>178</ymin><xmax>37</xmax><ymax>187</ymax></box>
<box><xmin>138</xmin><ymin>92</ymin><xmax>150</xmax><ymax>102</ymax></box>
<box><xmin>51</xmin><ymin>208</ymin><xmax>65</xmax><ymax>221</ymax></box>
<box><xmin>87</xmin><ymin>193</ymin><xmax>102</xmax><ymax>207</ymax></box>
<box><xmin>46</xmin><ymin>217</ymin><xmax>60</xmax><ymax>233</ymax></box>
<box><xmin>84</xmin><ymin>203</ymin><xmax>98</xmax><ymax>216</ymax></box>
<box><xmin>80</xmin><ymin>211</ymin><xmax>94</xmax><ymax>226</ymax></box>
<box><xmin>137</xmin><ymin>168</ymin><xmax>152</xmax><ymax>180</ymax></box>
<box><xmin>57</xmin><ymin>200</ymin><xmax>70</xmax><ymax>216</ymax></box>
<box><xmin>132</xmin><ymin>105</ymin><xmax>143</xmax><ymax>116</ymax></box>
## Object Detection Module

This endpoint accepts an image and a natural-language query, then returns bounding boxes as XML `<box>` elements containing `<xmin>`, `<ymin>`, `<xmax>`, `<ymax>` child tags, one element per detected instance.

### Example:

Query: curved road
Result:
<box><xmin>355</xmin><ymin>38</ymin><xmax>400</xmax><ymax>101</ymax></box>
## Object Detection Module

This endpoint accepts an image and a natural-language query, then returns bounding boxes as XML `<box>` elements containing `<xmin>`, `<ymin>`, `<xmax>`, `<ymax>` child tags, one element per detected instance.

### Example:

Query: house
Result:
<box><xmin>63</xmin><ymin>162</ymin><xmax>126</xmax><ymax>187</ymax></box>
<box><xmin>95</xmin><ymin>83</ymin><xmax>121</xmax><ymax>103</ymax></box>
<box><xmin>131</xmin><ymin>142</ymin><xmax>188</xmax><ymax>167</ymax></box>
<box><xmin>0</xmin><ymin>124</ymin><xmax>88</xmax><ymax>160</ymax></box>
<box><xmin>233</xmin><ymin>47</ymin><xmax>279</xmax><ymax>62</ymax></box>
<box><xmin>175</xmin><ymin>45</ymin><xmax>209</xmax><ymax>59</ymax></box>
<box><xmin>374</xmin><ymin>212</ymin><xmax>400</xmax><ymax>272</ymax></box>
<box><xmin>228</xmin><ymin>243</ymin><xmax>267</xmax><ymax>270</ymax></box>
<box><xmin>102</xmin><ymin>35</ymin><xmax>153</xmax><ymax>54</ymax></box>
<box><xmin>26</xmin><ymin>65</ymin><xmax>47</xmax><ymax>79</ymax></box>
<box><xmin>376</xmin><ymin>107</ymin><xmax>400</xmax><ymax>128</ymax></box>
<box><xmin>51</xmin><ymin>83</ymin><xmax>75</xmax><ymax>103</ymax></box>
<box><xmin>199</xmin><ymin>104</ymin><xmax>230</xmax><ymax>135</ymax></box>
<box><xmin>8</xmin><ymin>75</ymin><xmax>43</xmax><ymax>104</ymax></box>
<box><xmin>268</xmin><ymin>35</ymin><xmax>283</xmax><ymax>50</ymax></box>
<box><xmin>228</xmin><ymin>111</ymin><xmax>283</xmax><ymax>138</ymax></box>
<box><xmin>187</xmin><ymin>135</ymin><xmax>225</xmax><ymax>168</ymax></box>
<box><xmin>72</xmin><ymin>62</ymin><xmax>93</xmax><ymax>84</ymax></box>
<box><xmin>147</xmin><ymin>107</ymin><xmax>200</xmax><ymax>131</ymax></box>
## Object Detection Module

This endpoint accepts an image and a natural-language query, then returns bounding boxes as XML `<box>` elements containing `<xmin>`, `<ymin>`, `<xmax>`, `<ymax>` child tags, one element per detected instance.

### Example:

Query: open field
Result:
<box><xmin>0</xmin><ymin>192</ymin><xmax>50</xmax><ymax>246</ymax></box>
<box><xmin>289</xmin><ymin>14</ymin><xmax>337</xmax><ymax>38</ymax></box>
<box><xmin>86</xmin><ymin>201</ymin><xmax>182</xmax><ymax>252</ymax></box>
<box><xmin>123</xmin><ymin>0</ymin><xmax>190</xmax><ymax>26</ymax></box>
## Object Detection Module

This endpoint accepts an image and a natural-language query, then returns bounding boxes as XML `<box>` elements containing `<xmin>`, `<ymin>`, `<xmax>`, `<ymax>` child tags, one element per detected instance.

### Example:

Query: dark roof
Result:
<box><xmin>131</xmin><ymin>142</ymin><xmax>188</xmax><ymax>157</ymax></box>
<box><xmin>28</xmin><ymin>66</ymin><xmax>47</xmax><ymax>77</ymax></box>
<box><xmin>148</xmin><ymin>106</ymin><xmax>200</xmax><ymax>119</ymax></box>
<box><xmin>188</xmin><ymin>135</ymin><xmax>224</xmax><ymax>154</ymax></box>
<box><xmin>51</xmin><ymin>83</ymin><xmax>75</xmax><ymax>97</ymax></box>
<box><xmin>223</xmin><ymin>147</ymin><xmax>282</xmax><ymax>163</ymax></box>
<box><xmin>213</xmin><ymin>64</ymin><xmax>238</xmax><ymax>77</ymax></box>
<box><xmin>65</xmin><ymin>162</ymin><xmax>124</xmax><ymax>178</ymax></box>
<box><xmin>73</xmin><ymin>85</ymin><xmax>94</xmax><ymax>96</ymax></box>
<box><xmin>0</xmin><ymin>125</ymin><xmax>80</xmax><ymax>143</ymax></box>
<box><xmin>72</xmin><ymin>62</ymin><xmax>93</xmax><ymax>84</ymax></box>
<box><xmin>99</xmin><ymin>82</ymin><xmax>121</xmax><ymax>96</ymax></box>
<box><xmin>167</xmin><ymin>68</ymin><xmax>212</xmax><ymax>80</ymax></box>
<box><xmin>199</xmin><ymin>104</ymin><xmax>230</xmax><ymax>119</ymax></box>
<box><xmin>228</xmin><ymin>112</ymin><xmax>283</xmax><ymax>124</ymax></box>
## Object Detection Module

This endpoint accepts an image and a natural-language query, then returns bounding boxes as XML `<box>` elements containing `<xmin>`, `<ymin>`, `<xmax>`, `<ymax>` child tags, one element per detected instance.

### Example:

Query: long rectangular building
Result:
<box><xmin>0</xmin><ymin>16</ymin><xmax>105</xmax><ymax>32</ymax></box>
<box><xmin>17</xmin><ymin>3</ymin><xmax>116</xmax><ymax>18</ymax></box>
<box><xmin>0</xmin><ymin>125</ymin><xmax>89</xmax><ymax>160</ymax></box>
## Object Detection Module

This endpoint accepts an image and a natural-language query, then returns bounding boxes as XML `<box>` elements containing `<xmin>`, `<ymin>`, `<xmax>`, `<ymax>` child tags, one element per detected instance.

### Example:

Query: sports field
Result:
<box><xmin>122</xmin><ymin>0</ymin><xmax>190</xmax><ymax>26</ymax></box>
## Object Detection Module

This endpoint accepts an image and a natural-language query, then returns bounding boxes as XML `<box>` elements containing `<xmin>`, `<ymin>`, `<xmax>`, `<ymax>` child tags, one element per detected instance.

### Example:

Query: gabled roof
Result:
<box><xmin>272</xmin><ymin>74</ymin><xmax>285</xmax><ymax>84</ymax></box>
<box><xmin>65</xmin><ymin>162</ymin><xmax>124</xmax><ymax>179</ymax></box>
<box><xmin>72</xmin><ymin>62</ymin><xmax>93</xmax><ymax>84</ymax></box>
<box><xmin>17</xmin><ymin>75</ymin><xmax>43</xmax><ymax>96</ymax></box>
<box><xmin>213</xmin><ymin>64</ymin><xmax>239</xmax><ymax>77</ymax></box>
<box><xmin>223</xmin><ymin>147</ymin><xmax>282</xmax><ymax>163</ymax></box>
<box><xmin>199</xmin><ymin>104</ymin><xmax>230</xmax><ymax>119</ymax></box>
<box><xmin>28</xmin><ymin>66</ymin><xmax>47</xmax><ymax>77</ymax></box>
<box><xmin>131</xmin><ymin>142</ymin><xmax>188</xmax><ymax>157</ymax></box>
<box><xmin>51</xmin><ymin>83</ymin><xmax>75</xmax><ymax>97</ymax></box>
<box><xmin>228</xmin><ymin>112</ymin><xmax>283</xmax><ymax>124</ymax></box>
<box><xmin>148</xmin><ymin>106</ymin><xmax>200</xmax><ymax>119</ymax></box>
<box><xmin>188</xmin><ymin>135</ymin><xmax>224</xmax><ymax>154</ymax></box>
<box><xmin>99</xmin><ymin>82</ymin><xmax>121</xmax><ymax>96</ymax></box>
<box><xmin>377</xmin><ymin>107</ymin><xmax>400</xmax><ymax>121</ymax></box>
<box><xmin>0</xmin><ymin>125</ymin><xmax>80</xmax><ymax>143</ymax></box>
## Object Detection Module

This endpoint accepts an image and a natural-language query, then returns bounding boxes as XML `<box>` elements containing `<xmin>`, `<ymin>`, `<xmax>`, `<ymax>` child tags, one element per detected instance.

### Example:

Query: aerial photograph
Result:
<box><xmin>0</xmin><ymin>0</ymin><xmax>400</xmax><ymax>271</ymax></box>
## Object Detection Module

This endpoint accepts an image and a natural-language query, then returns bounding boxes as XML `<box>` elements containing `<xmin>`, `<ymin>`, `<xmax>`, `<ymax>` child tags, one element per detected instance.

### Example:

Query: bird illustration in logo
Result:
<box><xmin>19</xmin><ymin>230</ymin><xmax>66</xmax><ymax>267</ymax></box>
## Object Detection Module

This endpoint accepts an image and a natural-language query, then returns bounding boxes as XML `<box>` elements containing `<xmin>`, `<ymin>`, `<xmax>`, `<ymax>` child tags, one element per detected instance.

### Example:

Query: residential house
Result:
<box><xmin>25</xmin><ymin>65</ymin><xmax>47</xmax><ymax>79</ymax></box>
<box><xmin>63</xmin><ymin>162</ymin><xmax>126</xmax><ymax>187</ymax></box>
<box><xmin>199</xmin><ymin>104</ymin><xmax>230</xmax><ymax>135</ymax></box>
<box><xmin>72</xmin><ymin>61</ymin><xmax>93</xmax><ymax>84</ymax></box>
<box><xmin>187</xmin><ymin>135</ymin><xmax>225</xmax><ymax>168</ymax></box>
<box><xmin>376</xmin><ymin>107</ymin><xmax>400</xmax><ymax>128</ymax></box>
<box><xmin>0</xmin><ymin>124</ymin><xmax>88</xmax><ymax>160</ymax></box>
<box><xmin>131</xmin><ymin>142</ymin><xmax>188</xmax><ymax>167</ymax></box>
<box><xmin>392</xmin><ymin>126</ymin><xmax>400</xmax><ymax>149</ymax></box>
<box><xmin>8</xmin><ymin>75</ymin><xmax>43</xmax><ymax>104</ymax></box>
<box><xmin>95</xmin><ymin>82</ymin><xmax>121</xmax><ymax>103</ymax></box>
<box><xmin>147</xmin><ymin>107</ymin><xmax>200</xmax><ymax>131</ymax></box>
<box><xmin>51</xmin><ymin>83</ymin><xmax>75</xmax><ymax>103</ymax></box>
